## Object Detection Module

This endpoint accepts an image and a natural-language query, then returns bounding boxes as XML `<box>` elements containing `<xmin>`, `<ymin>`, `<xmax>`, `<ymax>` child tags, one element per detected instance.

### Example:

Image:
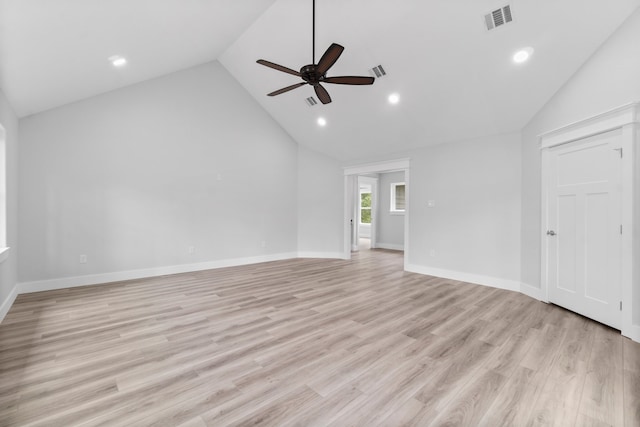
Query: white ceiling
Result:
<box><xmin>0</xmin><ymin>0</ymin><xmax>278</xmax><ymax>117</ymax></box>
<box><xmin>2</xmin><ymin>0</ymin><xmax>639</xmax><ymax>161</ymax></box>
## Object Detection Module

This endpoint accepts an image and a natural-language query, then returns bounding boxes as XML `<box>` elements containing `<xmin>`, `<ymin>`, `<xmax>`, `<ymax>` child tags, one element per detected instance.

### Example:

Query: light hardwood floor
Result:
<box><xmin>1</xmin><ymin>249</ymin><xmax>639</xmax><ymax>426</ymax></box>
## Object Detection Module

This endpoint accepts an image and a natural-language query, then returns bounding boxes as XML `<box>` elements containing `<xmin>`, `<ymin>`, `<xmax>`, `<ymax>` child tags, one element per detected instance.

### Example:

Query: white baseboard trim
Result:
<box><xmin>297</xmin><ymin>252</ymin><xmax>346</xmax><ymax>260</ymax></box>
<box><xmin>520</xmin><ymin>282</ymin><xmax>546</xmax><ymax>302</ymax></box>
<box><xmin>0</xmin><ymin>247</ymin><xmax>10</xmax><ymax>264</ymax></box>
<box><xmin>375</xmin><ymin>243</ymin><xmax>404</xmax><ymax>251</ymax></box>
<box><xmin>405</xmin><ymin>264</ymin><xmax>520</xmax><ymax>292</ymax></box>
<box><xmin>623</xmin><ymin>324</ymin><xmax>640</xmax><ymax>343</ymax></box>
<box><xmin>0</xmin><ymin>283</ymin><xmax>18</xmax><ymax>323</ymax></box>
<box><xmin>18</xmin><ymin>252</ymin><xmax>299</xmax><ymax>294</ymax></box>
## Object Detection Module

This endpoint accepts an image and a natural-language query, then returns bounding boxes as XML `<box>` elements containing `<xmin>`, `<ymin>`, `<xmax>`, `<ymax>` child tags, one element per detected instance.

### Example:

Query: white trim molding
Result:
<box><xmin>343</xmin><ymin>158</ymin><xmax>410</xmax><ymax>176</ymax></box>
<box><xmin>0</xmin><ymin>283</ymin><xmax>18</xmax><ymax>323</ymax></box>
<box><xmin>15</xmin><ymin>252</ymin><xmax>349</xmax><ymax>297</ymax></box>
<box><xmin>0</xmin><ymin>247</ymin><xmax>9</xmax><ymax>264</ymax></box>
<box><xmin>629</xmin><ymin>325</ymin><xmax>640</xmax><ymax>344</ymax></box>
<box><xmin>539</xmin><ymin>102</ymin><xmax>640</xmax><ymax>149</ymax></box>
<box><xmin>18</xmin><ymin>253</ymin><xmax>299</xmax><ymax>294</ymax></box>
<box><xmin>376</xmin><ymin>243</ymin><xmax>404</xmax><ymax>251</ymax></box>
<box><xmin>520</xmin><ymin>282</ymin><xmax>545</xmax><ymax>302</ymax></box>
<box><xmin>297</xmin><ymin>252</ymin><xmax>347</xmax><ymax>260</ymax></box>
<box><xmin>539</xmin><ymin>101</ymin><xmax>639</xmax><ymax>342</ymax></box>
<box><xmin>406</xmin><ymin>264</ymin><xmax>520</xmax><ymax>292</ymax></box>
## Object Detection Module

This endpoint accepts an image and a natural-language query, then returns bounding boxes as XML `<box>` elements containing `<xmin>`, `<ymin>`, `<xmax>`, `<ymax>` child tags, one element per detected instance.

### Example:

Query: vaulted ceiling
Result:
<box><xmin>1</xmin><ymin>0</ymin><xmax>639</xmax><ymax>161</ymax></box>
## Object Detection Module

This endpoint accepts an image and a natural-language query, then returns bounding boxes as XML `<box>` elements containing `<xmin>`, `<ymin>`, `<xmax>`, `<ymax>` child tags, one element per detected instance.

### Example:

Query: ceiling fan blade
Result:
<box><xmin>316</xmin><ymin>43</ymin><xmax>344</xmax><ymax>75</ymax></box>
<box><xmin>267</xmin><ymin>82</ymin><xmax>307</xmax><ymax>97</ymax></box>
<box><xmin>257</xmin><ymin>59</ymin><xmax>301</xmax><ymax>77</ymax></box>
<box><xmin>324</xmin><ymin>76</ymin><xmax>375</xmax><ymax>85</ymax></box>
<box><xmin>314</xmin><ymin>84</ymin><xmax>332</xmax><ymax>104</ymax></box>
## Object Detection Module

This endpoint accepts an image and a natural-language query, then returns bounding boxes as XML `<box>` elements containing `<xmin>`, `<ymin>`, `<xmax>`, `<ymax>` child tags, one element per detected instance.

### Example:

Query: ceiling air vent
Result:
<box><xmin>485</xmin><ymin>5</ymin><xmax>513</xmax><ymax>31</ymax></box>
<box><xmin>370</xmin><ymin>65</ymin><xmax>386</xmax><ymax>78</ymax></box>
<box><xmin>305</xmin><ymin>96</ymin><xmax>318</xmax><ymax>107</ymax></box>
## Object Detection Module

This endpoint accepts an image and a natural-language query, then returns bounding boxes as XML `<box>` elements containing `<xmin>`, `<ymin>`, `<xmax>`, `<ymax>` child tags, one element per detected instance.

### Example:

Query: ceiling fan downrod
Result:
<box><xmin>255</xmin><ymin>0</ymin><xmax>375</xmax><ymax>104</ymax></box>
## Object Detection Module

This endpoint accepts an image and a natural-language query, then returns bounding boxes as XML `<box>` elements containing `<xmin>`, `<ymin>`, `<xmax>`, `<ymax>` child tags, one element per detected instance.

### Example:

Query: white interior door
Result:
<box><xmin>546</xmin><ymin>129</ymin><xmax>623</xmax><ymax>329</ymax></box>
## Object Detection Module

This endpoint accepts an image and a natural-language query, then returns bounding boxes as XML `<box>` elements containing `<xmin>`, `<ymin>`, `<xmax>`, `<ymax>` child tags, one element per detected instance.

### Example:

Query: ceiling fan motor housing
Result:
<box><xmin>300</xmin><ymin>65</ymin><xmax>323</xmax><ymax>85</ymax></box>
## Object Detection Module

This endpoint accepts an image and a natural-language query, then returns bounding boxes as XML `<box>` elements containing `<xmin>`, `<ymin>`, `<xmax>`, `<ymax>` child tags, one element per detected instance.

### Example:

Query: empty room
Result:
<box><xmin>1</xmin><ymin>0</ymin><xmax>640</xmax><ymax>425</ymax></box>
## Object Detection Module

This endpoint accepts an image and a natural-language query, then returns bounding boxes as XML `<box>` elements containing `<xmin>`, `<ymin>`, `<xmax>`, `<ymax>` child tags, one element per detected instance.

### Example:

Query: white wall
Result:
<box><xmin>297</xmin><ymin>145</ymin><xmax>344</xmax><ymax>257</ymax></box>
<box><xmin>18</xmin><ymin>61</ymin><xmax>299</xmax><ymax>285</ymax></box>
<box><xmin>521</xmin><ymin>8</ymin><xmax>640</xmax><ymax>289</ymax></box>
<box><xmin>407</xmin><ymin>132</ymin><xmax>522</xmax><ymax>288</ymax></box>
<box><xmin>0</xmin><ymin>89</ymin><xmax>19</xmax><ymax>319</ymax></box>
<box><xmin>376</xmin><ymin>171</ymin><xmax>405</xmax><ymax>250</ymax></box>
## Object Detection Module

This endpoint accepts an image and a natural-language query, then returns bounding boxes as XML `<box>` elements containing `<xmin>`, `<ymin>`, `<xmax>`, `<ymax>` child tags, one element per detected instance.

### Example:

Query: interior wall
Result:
<box><xmin>18</xmin><ymin>61</ymin><xmax>299</xmax><ymax>284</ymax></box>
<box><xmin>297</xmin><ymin>145</ymin><xmax>344</xmax><ymax>257</ymax></box>
<box><xmin>408</xmin><ymin>132</ymin><xmax>522</xmax><ymax>286</ymax></box>
<box><xmin>521</xmin><ymin>8</ymin><xmax>640</xmax><ymax>292</ymax></box>
<box><xmin>376</xmin><ymin>171</ymin><xmax>405</xmax><ymax>249</ymax></box>
<box><xmin>0</xmin><ymin>89</ymin><xmax>18</xmax><ymax>316</ymax></box>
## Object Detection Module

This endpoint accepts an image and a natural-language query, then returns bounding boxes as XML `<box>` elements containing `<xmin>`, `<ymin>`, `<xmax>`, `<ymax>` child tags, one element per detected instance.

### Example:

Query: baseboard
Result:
<box><xmin>405</xmin><ymin>264</ymin><xmax>520</xmax><ymax>292</ymax></box>
<box><xmin>297</xmin><ymin>252</ymin><xmax>346</xmax><ymax>260</ymax></box>
<box><xmin>520</xmin><ymin>282</ymin><xmax>546</xmax><ymax>302</ymax></box>
<box><xmin>0</xmin><ymin>283</ymin><xmax>18</xmax><ymax>323</ymax></box>
<box><xmin>18</xmin><ymin>252</ymin><xmax>299</xmax><ymax>294</ymax></box>
<box><xmin>623</xmin><ymin>324</ymin><xmax>640</xmax><ymax>343</ymax></box>
<box><xmin>0</xmin><ymin>247</ymin><xmax>10</xmax><ymax>264</ymax></box>
<box><xmin>375</xmin><ymin>243</ymin><xmax>404</xmax><ymax>251</ymax></box>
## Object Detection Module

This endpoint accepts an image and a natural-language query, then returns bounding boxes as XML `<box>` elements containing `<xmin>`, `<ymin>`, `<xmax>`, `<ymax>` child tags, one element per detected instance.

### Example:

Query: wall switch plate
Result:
<box><xmin>79</xmin><ymin>254</ymin><xmax>87</xmax><ymax>264</ymax></box>
<box><xmin>188</xmin><ymin>246</ymin><xmax>195</xmax><ymax>254</ymax></box>
<box><xmin>427</xmin><ymin>200</ymin><xmax>436</xmax><ymax>208</ymax></box>
<box><xmin>429</xmin><ymin>249</ymin><xmax>436</xmax><ymax>257</ymax></box>
<box><xmin>261</xmin><ymin>241</ymin><xmax>266</xmax><ymax>248</ymax></box>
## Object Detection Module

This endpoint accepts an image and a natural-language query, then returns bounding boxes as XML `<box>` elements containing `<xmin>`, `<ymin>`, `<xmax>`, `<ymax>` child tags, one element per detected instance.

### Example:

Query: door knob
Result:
<box><xmin>546</xmin><ymin>230</ymin><xmax>556</xmax><ymax>236</ymax></box>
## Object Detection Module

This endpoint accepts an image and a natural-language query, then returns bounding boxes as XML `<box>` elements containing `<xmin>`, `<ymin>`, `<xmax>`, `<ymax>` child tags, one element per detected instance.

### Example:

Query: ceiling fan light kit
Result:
<box><xmin>256</xmin><ymin>0</ymin><xmax>374</xmax><ymax>104</ymax></box>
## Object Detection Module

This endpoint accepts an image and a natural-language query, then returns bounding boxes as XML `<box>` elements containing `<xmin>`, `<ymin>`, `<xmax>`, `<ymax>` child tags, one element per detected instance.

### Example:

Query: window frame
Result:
<box><xmin>359</xmin><ymin>189</ymin><xmax>372</xmax><ymax>225</ymax></box>
<box><xmin>390</xmin><ymin>182</ymin><xmax>406</xmax><ymax>214</ymax></box>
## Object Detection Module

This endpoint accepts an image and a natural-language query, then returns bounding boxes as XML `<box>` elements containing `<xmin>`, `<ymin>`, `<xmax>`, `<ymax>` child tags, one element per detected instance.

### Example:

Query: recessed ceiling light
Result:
<box><xmin>317</xmin><ymin>117</ymin><xmax>327</xmax><ymax>127</ymax></box>
<box><xmin>388</xmin><ymin>93</ymin><xmax>400</xmax><ymax>104</ymax></box>
<box><xmin>513</xmin><ymin>47</ymin><xmax>534</xmax><ymax>64</ymax></box>
<box><xmin>109</xmin><ymin>55</ymin><xmax>127</xmax><ymax>67</ymax></box>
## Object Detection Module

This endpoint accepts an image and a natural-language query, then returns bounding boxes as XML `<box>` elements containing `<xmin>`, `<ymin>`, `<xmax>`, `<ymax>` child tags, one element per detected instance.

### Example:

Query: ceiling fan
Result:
<box><xmin>256</xmin><ymin>0</ymin><xmax>375</xmax><ymax>105</ymax></box>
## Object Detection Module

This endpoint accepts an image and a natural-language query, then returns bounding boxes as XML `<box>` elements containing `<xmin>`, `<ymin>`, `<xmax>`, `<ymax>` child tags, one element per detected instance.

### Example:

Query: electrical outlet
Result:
<box><xmin>79</xmin><ymin>254</ymin><xmax>87</xmax><ymax>264</ymax></box>
<box><xmin>188</xmin><ymin>246</ymin><xmax>195</xmax><ymax>254</ymax></box>
<box><xmin>429</xmin><ymin>249</ymin><xmax>436</xmax><ymax>257</ymax></box>
<box><xmin>261</xmin><ymin>241</ymin><xmax>267</xmax><ymax>248</ymax></box>
<box><xmin>427</xmin><ymin>200</ymin><xmax>436</xmax><ymax>208</ymax></box>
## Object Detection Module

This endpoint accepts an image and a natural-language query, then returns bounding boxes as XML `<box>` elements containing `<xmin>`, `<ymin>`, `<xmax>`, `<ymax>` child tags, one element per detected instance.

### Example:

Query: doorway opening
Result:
<box><xmin>356</xmin><ymin>176</ymin><xmax>377</xmax><ymax>251</ymax></box>
<box><xmin>343</xmin><ymin>159</ymin><xmax>410</xmax><ymax>269</ymax></box>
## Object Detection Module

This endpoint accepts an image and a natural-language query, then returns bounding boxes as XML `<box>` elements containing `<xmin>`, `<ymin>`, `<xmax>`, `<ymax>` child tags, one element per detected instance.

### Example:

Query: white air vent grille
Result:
<box><xmin>305</xmin><ymin>96</ymin><xmax>318</xmax><ymax>107</ymax></box>
<box><xmin>370</xmin><ymin>65</ymin><xmax>386</xmax><ymax>78</ymax></box>
<box><xmin>485</xmin><ymin>5</ymin><xmax>513</xmax><ymax>30</ymax></box>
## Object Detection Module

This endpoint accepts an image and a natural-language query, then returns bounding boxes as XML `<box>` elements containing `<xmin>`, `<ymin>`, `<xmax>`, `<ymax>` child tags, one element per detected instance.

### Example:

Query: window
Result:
<box><xmin>390</xmin><ymin>182</ymin><xmax>405</xmax><ymax>213</ymax></box>
<box><xmin>360</xmin><ymin>190</ymin><xmax>372</xmax><ymax>224</ymax></box>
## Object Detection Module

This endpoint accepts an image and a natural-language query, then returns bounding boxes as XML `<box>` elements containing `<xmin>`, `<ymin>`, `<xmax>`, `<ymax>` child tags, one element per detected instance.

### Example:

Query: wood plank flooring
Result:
<box><xmin>1</xmin><ymin>249</ymin><xmax>639</xmax><ymax>426</ymax></box>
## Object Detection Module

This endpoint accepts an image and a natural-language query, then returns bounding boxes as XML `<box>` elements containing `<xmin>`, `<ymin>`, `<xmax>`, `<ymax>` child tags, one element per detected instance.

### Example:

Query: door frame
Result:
<box><xmin>539</xmin><ymin>102</ymin><xmax>639</xmax><ymax>341</ymax></box>
<box><xmin>545</xmin><ymin>130</ymin><xmax>623</xmax><ymax>329</ymax></box>
<box><xmin>343</xmin><ymin>159</ymin><xmax>410</xmax><ymax>270</ymax></box>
